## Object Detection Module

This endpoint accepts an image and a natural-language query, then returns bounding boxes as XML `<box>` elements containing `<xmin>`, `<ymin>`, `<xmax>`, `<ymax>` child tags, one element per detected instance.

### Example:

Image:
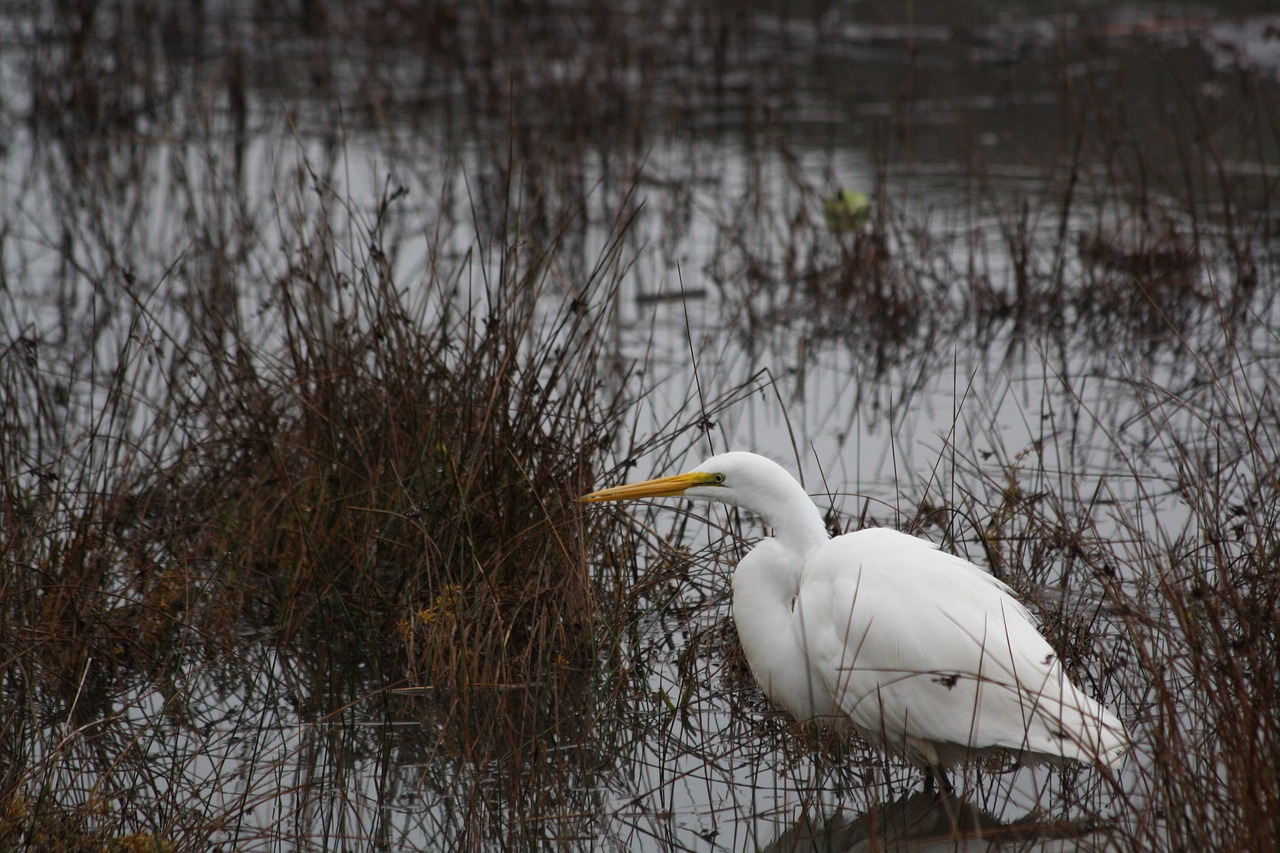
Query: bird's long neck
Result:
<box><xmin>731</xmin><ymin>489</ymin><xmax>833</xmax><ymax>722</ymax></box>
<box><xmin>750</xmin><ymin>480</ymin><xmax>830</xmax><ymax>557</ymax></box>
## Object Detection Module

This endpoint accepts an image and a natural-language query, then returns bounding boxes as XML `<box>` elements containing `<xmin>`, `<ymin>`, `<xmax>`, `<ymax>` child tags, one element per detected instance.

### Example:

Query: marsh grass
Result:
<box><xmin>2</xmin><ymin>1</ymin><xmax>1279</xmax><ymax>850</ymax></box>
<box><xmin>0</xmin><ymin>140</ymin><xmax>662</xmax><ymax>842</ymax></box>
<box><xmin>937</xmin><ymin>337</ymin><xmax>1280</xmax><ymax>848</ymax></box>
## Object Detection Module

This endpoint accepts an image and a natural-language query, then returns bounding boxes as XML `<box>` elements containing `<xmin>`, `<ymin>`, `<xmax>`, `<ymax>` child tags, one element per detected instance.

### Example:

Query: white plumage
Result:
<box><xmin>580</xmin><ymin>451</ymin><xmax>1128</xmax><ymax>776</ymax></box>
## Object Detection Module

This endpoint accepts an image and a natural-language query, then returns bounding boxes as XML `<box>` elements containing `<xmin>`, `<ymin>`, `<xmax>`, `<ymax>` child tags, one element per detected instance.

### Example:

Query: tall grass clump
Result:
<box><xmin>0</xmin><ymin>133</ymin><xmax>644</xmax><ymax>844</ymax></box>
<box><xmin>179</xmin><ymin>186</ymin><xmax>624</xmax><ymax>698</ymax></box>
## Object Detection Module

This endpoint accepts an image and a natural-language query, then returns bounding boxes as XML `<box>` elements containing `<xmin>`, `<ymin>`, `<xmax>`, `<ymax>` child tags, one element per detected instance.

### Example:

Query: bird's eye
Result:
<box><xmin>713</xmin><ymin>473</ymin><xmax>726</xmax><ymax>485</ymax></box>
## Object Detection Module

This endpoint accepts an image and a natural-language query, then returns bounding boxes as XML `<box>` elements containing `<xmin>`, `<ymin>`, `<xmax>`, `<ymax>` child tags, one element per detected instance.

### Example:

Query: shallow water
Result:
<box><xmin>3</xmin><ymin>1</ymin><xmax>1278</xmax><ymax>849</ymax></box>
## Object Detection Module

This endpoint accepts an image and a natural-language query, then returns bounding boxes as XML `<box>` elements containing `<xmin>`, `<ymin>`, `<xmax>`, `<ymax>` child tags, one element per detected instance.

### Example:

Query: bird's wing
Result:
<box><xmin>794</xmin><ymin>528</ymin><xmax>1126</xmax><ymax>765</ymax></box>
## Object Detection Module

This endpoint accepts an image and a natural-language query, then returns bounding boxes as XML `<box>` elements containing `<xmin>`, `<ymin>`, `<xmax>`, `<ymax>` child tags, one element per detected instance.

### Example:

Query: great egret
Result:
<box><xmin>579</xmin><ymin>451</ymin><xmax>1128</xmax><ymax>786</ymax></box>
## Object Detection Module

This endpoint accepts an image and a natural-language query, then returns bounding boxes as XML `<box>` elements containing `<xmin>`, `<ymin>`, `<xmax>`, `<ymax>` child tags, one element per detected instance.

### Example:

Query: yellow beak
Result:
<box><xmin>576</xmin><ymin>471</ymin><xmax>719</xmax><ymax>503</ymax></box>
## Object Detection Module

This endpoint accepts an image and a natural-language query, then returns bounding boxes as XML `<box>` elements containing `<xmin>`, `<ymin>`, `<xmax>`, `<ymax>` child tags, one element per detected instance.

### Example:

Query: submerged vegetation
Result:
<box><xmin>2</xmin><ymin>0</ymin><xmax>1278</xmax><ymax>850</ymax></box>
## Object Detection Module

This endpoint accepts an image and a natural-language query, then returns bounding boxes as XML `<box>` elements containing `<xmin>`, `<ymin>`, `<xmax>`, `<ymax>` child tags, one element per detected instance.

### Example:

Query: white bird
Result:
<box><xmin>578</xmin><ymin>451</ymin><xmax>1128</xmax><ymax>787</ymax></box>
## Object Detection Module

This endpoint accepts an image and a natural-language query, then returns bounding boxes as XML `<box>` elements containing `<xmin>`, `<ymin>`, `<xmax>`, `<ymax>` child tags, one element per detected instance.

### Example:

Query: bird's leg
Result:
<box><xmin>923</xmin><ymin>764</ymin><xmax>954</xmax><ymax>797</ymax></box>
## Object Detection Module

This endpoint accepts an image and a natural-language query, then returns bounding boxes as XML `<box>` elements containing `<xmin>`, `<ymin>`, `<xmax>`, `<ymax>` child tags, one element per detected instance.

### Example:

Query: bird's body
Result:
<box><xmin>579</xmin><ymin>451</ymin><xmax>1128</xmax><ymax>775</ymax></box>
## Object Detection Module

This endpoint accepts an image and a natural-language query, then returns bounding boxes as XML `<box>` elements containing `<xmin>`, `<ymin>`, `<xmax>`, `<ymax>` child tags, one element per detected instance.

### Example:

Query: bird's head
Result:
<box><xmin>576</xmin><ymin>451</ymin><xmax>824</xmax><ymax>535</ymax></box>
<box><xmin>582</xmin><ymin>451</ymin><xmax>818</xmax><ymax>509</ymax></box>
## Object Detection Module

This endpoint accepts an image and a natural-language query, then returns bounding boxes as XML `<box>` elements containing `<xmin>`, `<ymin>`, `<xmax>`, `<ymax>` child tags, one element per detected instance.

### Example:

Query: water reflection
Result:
<box><xmin>763</xmin><ymin>790</ymin><xmax>1121</xmax><ymax>852</ymax></box>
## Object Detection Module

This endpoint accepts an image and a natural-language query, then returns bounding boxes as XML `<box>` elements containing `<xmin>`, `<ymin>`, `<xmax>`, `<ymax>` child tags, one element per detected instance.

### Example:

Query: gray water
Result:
<box><xmin>3</xmin><ymin>1</ymin><xmax>1278</xmax><ymax>849</ymax></box>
